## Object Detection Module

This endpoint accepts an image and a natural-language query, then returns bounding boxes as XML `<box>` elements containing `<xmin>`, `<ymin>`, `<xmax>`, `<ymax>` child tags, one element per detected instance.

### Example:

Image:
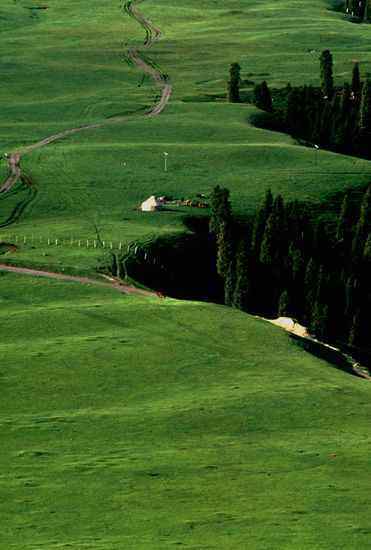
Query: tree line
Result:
<box><xmin>281</xmin><ymin>52</ymin><xmax>371</xmax><ymax>158</ymax></box>
<box><xmin>228</xmin><ymin>51</ymin><xmax>371</xmax><ymax>159</ymax></box>
<box><xmin>210</xmin><ymin>185</ymin><xmax>371</xmax><ymax>353</ymax></box>
<box><xmin>345</xmin><ymin>0</ymin><xmax>371</xmax><ymax>20</ymax></box>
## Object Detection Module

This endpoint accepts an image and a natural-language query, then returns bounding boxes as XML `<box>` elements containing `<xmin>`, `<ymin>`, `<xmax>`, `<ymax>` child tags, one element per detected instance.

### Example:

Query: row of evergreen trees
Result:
<box><xmin>345</xmin><ymin>0</ymin><xmax>371</xmax><ymax>20</ymax></box>
<box><xmin>253</xmin><ymin>51</ymin><xmax>371</xmax><ymax>159</ymax></box>
<box><xmin>210</xmin><ymin>185</ymin><xmax>371</xmax><ymax>352</ymax></box>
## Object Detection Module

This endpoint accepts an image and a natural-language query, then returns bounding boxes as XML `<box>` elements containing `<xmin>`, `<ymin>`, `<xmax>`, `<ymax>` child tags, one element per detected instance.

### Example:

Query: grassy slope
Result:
<box><xmin>0</xmin><ymin>0</ymin><xmax>371</xmax><ymax>273</ymax></box>
<box><xmin>1</xmin><ymin>275</ymin><xmax>371</xmax><ymax>549</ymax></box>
<box><xmin>1</xmin><ymin>3</ymin><xmax>371</xmax><ymax>547</ymax></box>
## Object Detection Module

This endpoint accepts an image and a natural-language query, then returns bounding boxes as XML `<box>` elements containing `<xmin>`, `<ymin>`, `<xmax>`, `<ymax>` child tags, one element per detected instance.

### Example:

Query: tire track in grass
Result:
<box><xmin>0</xmin><ymin>0</ymin><xmax>172</xmax><ymax>221</ymax></box>
<box><xmin>0</xmin><ymin>185</ymin><xmax>37</xmax><ymax>228</ymax></box>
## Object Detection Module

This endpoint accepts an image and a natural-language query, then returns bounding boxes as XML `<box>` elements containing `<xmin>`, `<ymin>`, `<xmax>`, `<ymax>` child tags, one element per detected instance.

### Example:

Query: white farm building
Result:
<box><xmin>140</xmin><ymin>196</ymin><xmax>165</xmax><ymax>212</ymax></box>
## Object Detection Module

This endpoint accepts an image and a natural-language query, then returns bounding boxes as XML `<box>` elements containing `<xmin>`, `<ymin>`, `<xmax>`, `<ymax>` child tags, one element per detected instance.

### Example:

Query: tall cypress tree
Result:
<box><xmin>254</xmin><ymin>81</ymin><xmax>273</xmax><ymax>112</ymax></box>
<box><xmin>304</xmin><ymin>258</ymin><xmax>318</xmax><ymax>324</ymax></box>
<box><xmin>252</xmin><ymin>189</ymin><xmax>273</xmax><ymax>256</ymax></box>
<box><xmin>320</xmin><ymin>50</ymin><xmax>334</xmax><ymax>100</ymax></box>
<box><xmin>224</xmin><ymin>259</ymin><xmax>236</xmax><ymax>307</ymax></box>
<box><xmin>310</xmin><ymin>265</ymin><xmax>330</xmax><ymax>339</ymax></box>
<box><xmin>278</xmin><ymin>289</ymin><xmax>291</xmax><ymax>317</ymax></box>
<box><xmin>341</xmin><ymin>83</ymin><xmax>353</xmax><ymax>150</ymax></box>
<box><xmin>363</xmin><ymin>0</ymin><xmax>371</xmax><ymax>20</ymax></box>
<box><xmin>317</xmin><ymin>98</ymin><xmax>333</xmax><ymax>146</ymax></box>
<box><xmin>352</xmin><ymin>185</ymin><xmax>371</xmax><ymax>261</ymax></box>
<box><xmin>349</xmin><ymin>309</ymin><xmax>362</xmax><ymax>346</ymax></box>
<box><xmin>216</xmin><ymin>220</ymin><xmax>234</xmax><ymax>279</ymax></box>
<box><xmin>344</xmin><ymin>275</ymin><xmax>358</xmax><ymax>325</ymax></box>
<box><xmin>286</xmin><ymin>87</ymin><xmax>306</xmax><ymax>135</ymax></box>
<box><xmin>363</xmin><ymin>232</ymin><xmax>371</xmax><ymax>262</ymax></box>
<box><xmin>330</xmin><ymin>92</ymin><xmax>344</xmax><ymax>150</ymax></box>
<box><xmin>209</xmin><ymin>186</ymin><xmax>232</xmax><ymax>236</ymax></box>
<box><xmin>228</xmin><ymin>63</ymin><xmax>241</xmax><ymax>103</ymax></box>
<box><xmin>259</xmin><ymin>195</ymin><xmax>285</xmax><ymax>267</ymax></box>
<box><xmin>336</xmin><ymin>191</ymin><xmax>353</xmax><ymax>245</ymax></box>
<box><xmin>259</xmin><ymin>195</ymin><xmax>286</xmax><ymax>313</ymax></box>
<box><xmin>351</xmin><ymin>62</ymin><xmax>362</xmax><ymax>100</ymax></box>
<box><xmin>360</xmin><ymin>77</ymin><xmax>371</xmax><ymax>132</ymax></box>
<box><xmin>233</xmin><ymin>237</ymin><xmax>251</xmax><ymax>311</ymax></box>
<box><xmin>303</xmin><ymin>86</ymin><xmax>319</xmax><ymax>140</ymax></box>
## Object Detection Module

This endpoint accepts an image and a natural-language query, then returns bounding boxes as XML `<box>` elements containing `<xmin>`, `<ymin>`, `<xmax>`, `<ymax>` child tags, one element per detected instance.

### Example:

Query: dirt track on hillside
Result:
<box><xmin>0</xmin><ymin>263</ymin><xmax>156</xmax><ymax>297</ymax></box>
<box><xmin>0</xmin><ymin>0</ymin><xmax>171</xmax><ymax>194</ymax></box>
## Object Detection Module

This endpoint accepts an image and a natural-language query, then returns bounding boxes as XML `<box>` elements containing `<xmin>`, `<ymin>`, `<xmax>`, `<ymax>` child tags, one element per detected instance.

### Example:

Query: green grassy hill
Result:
<box><xmin>1</xmin><ymin>275</ymin><xmax>371</xmax><ymax>549</ymax></box>
<box><xmin>1</xmin><ymin>0</ymin><xmax>371</xmax><ymax>273</ymax></box>
<box><xmin>2</xmin><ymin>3</ymin><xmax>371</xmax><ymax>547</ymax></box>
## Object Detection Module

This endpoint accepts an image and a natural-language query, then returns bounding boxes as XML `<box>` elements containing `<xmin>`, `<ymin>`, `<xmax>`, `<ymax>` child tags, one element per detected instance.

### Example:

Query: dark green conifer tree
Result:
<box><xmin>317</xmin><ymin>98</ymin><xmax>333</xmax><ymax>147</ymax></box>
<box><xmin>251</xmin><ymin>189</ymin><xmax>273</xmax><ymax>256</ymax></box>
<box><xmin>233</xmin><ymin>237</ymin><xmax>251</xmax><ymax>311</ymax></box>
<box><xmin>363</xmin><ymin>232</ymin><xmax>371</xmax><ymax>262</ymax></box>
<box><xmin>216</xmin><ymin>220</ymin><xmax>234</xmax><ymax>279</ymax></box>
<box><xmin>330</xmin><ymin>92</ymin><xmax>344</xmax><ymax>151</ymax></box>
<box><xmin>320</xmin><ymin>50</ymin><xmax>334</xmax><ymax>100</ymax></box>
<box><xmin>351</xmin><ymin>62</ymin><xmax>362</xmax><ymax>100</ymax></box>
<box><xmin>302</xmin><ymin>86</ymin><xmax>319</xmax><ymax>140</ymax></box>
<box><xmin>287</xmin><ymin>243</ymin><xmax>305</xmax><ymax>314</ymax></box>
<box><xmin>228</xmin><ymin>63</ymin><xmax>241</xmax><ymax>103</ymax></box>
<box><xmin>278</xmin><ymin>289</ymin><xmax>291</xmax><ymax>317</ymax></box>
<box><xmin>254</xmin><ymin>81</ymin><xmax>273</xmax><ymax>112</ymax></box>
<box><xmin>224</xmin><ymin>260</ymin><xmax>236</xmax><ymax>307</ymax></box>
<box><xmin>259</xmin><ymin>195</ymin><xmax>286</xmax><ymax>313</ymax></box>
<box><xmin>341</xmin><ymin>83</ymin><xmax>356</xmax><ymax>153</ymax></box>
<box><xmin>352</xmin><ymin>185</ymin><xmax>371</xmax><ymax>261</ymax></box>
<box><xmin>304</xmin><ymin>258</ymin><xmax>318</xmax><ymax>323</ymax></box>
<box><xmin>209</xmin><ymin>186</ymin><xmax>232</xmax><ymax>236</ymax></box>
<box><xmin>344</xmin><ymin>275</ymin><xmax>360</xmax><ymax>325</ymax></box>
<box><xmin>310</xmin><ymin>266</ymin><xmax>330</xmax><ymax>339</ymax></box>
<box><xmin>348</xmin><ymin>309</ymin><xmax>362</xmax><ymax>346</ymax></box>
<box><xmin>359</xmin><ymin>77</ymin><xmax>371</xmax><ymax>134</ymax></box>
<box><xmin>259</xmin><ymin>195</ymin><xmax>285</xmax><ymax>267</ymax></box>
<box><xmin>286</xmin><ymin>87</ymin><xmax>305</xmax><ymax>135</ymax></box>
<box><xmin>312</xmin><ymin>220</ymin><xmax>331</xmax><ymax>265</ymax></box>
<box><xmin>363</xmin><ymin>0</ymin><xmax>371</xmax><ymax>20</ymax></box>
<box><xmin>336</xmin><ymin>191</ymin><xmax>353</xmax><ymax>245</ymax></box>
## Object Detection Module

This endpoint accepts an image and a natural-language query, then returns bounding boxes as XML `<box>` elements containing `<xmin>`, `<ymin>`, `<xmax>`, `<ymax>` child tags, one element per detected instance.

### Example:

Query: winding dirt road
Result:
<box><xmin>0</xmin><ymin>0</ymin><xmax>171</xmax><ymax>194</ymax></box>
<box><xmin>0</xmin><ymin>0</ymin><xmax>170</xmax><ymax>297</ymax></box>
<box><xmin>0</xmin><ymin>263</ymin><xmax>156</xmax><ymax>297</ymax></box>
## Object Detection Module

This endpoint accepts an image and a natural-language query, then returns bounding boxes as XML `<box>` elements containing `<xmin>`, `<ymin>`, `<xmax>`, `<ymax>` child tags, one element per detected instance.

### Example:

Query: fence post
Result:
<box><xmin>102</xmin><ymin>241</ymin><xmax>105</xmax><ymax>248</ymax></box>
<box><xmin>47</xmin><ymin>238</ymin><xmax>50</xmax><ymax>246</ymax></box>
<box><xmin>55</xmin><ymin>239</ymin><xmax>58</xmax><ymax>246</ymax></box>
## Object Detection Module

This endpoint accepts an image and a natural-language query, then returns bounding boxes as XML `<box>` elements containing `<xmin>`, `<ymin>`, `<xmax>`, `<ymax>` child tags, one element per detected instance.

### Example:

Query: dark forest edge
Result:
<box><xmin>105</xmin><ymin>183</ymin><xmax>371</xmax><ymax>366</ymax></box>
<box><xmin>334</xmin><ymin>0</ymin><xmax>371</xmax><ymax>21</ymax></box>
<box><xmin>242</xmin><ymin>51</ymin><xmax>371</xmax><ymax>161</ymax></box>
<box><xmin>207</xmin><ymin>185</ymin><xmax>370</xmax><ymax>358</ymax></box>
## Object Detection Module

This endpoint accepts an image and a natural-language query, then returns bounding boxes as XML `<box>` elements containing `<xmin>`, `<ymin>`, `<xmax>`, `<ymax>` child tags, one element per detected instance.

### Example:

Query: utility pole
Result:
<box><xmin>163</xmin><ymin>151</ymin><xmax>168</xmax><ymax>172</ymax></box>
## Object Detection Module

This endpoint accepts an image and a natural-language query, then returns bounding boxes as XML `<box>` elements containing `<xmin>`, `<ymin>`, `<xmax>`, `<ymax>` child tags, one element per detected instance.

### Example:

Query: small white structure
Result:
<box><xmin>140</xmin><ymin>195</ymin><xmax>164</xmax><ymax>212</ymax></box>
